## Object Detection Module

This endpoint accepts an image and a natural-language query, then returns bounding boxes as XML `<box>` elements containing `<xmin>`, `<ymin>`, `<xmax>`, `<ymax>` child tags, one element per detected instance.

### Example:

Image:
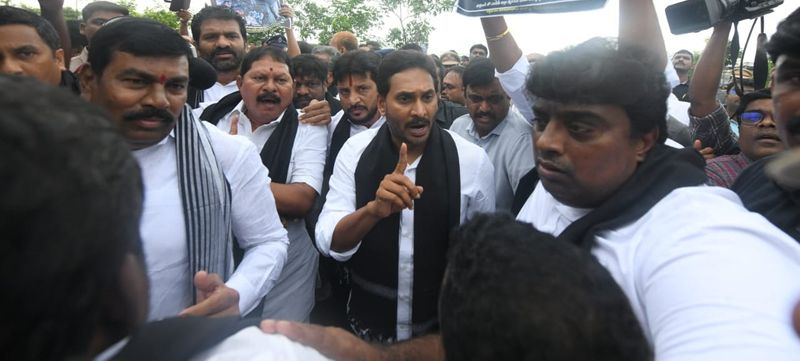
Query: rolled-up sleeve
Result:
<box><xmin>496</xmin><ymin>55</ymin><xmax>534</xmax><ymax>122</ymax></box>
<box><xmin>689</xmin><ymin>104</ymin><xmax>739</xmax><ymax>155</ymax></box>
<box><xmin>315</xmin><ymin>136</ymin><xmax>362</xmax><ymax>261</ymax></box>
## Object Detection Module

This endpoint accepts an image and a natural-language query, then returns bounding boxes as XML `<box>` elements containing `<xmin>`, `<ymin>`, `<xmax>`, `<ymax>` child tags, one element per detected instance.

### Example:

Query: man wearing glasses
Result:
<box><xmin>449</xmin><ymin>58</ymin><xmax>534</xmax><ymax>212</ymax></box>
<box><xmin>687</xmin><ymin>22</ymin><xmax>784</xmax><ymax>188</ymax></box>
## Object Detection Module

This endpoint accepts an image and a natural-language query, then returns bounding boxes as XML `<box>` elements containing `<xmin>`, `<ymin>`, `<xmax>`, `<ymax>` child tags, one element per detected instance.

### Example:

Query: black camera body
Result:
<box><xmin>665</xmin><ymin>0</ymin><xmax>784</xmax><ymax>34</ymax></box>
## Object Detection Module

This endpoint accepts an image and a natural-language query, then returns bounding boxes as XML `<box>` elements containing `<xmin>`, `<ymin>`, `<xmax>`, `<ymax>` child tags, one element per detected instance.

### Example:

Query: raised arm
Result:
<box><xmin>38</xmin><ymin>0</ymin><xmax>71</xmax><ymax>61</ymax></box>
<box><xmin>480</xmin><ymin>16</ymin><xmax>522</xmax><ymax>73</ymax></box>
<box><xmin>618</xmin><ymin>0</ymin><xmax>666</xmax><ymax>69</ymax></box>
<box><xmin>689</xmin><ymin>22</ymin><xmax>732</xmax><ymax>116</ymax></box>
<box><xmin>280</xmin><ymin>4</ymin><xmax>301</xmax><ymax>58</ymax></box>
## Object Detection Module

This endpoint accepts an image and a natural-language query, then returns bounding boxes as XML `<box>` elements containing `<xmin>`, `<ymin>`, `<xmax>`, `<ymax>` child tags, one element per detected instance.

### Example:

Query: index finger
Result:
<box><xmin>394</xmin><ymin>143</ymin><xmax>408</xmax><ymax>174</ymax></box>
<box><xmin>229</xmin><ymin>110</ymin><xmax>240</xmax><ymax>135</ymax></box>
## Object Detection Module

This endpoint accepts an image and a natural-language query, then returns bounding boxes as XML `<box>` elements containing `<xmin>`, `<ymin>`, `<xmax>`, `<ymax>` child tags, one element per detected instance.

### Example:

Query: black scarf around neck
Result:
<box><xmin>732</xmin><ymin>155</ymin><xmax>800</xmax><ymax>242</ymax></box>
<box><xmin>556</xmin><ymin>145</ymin><xmax>707</xmax><ymax>251</ymax></box>
<box><xmin>349</xmin><ymin>123</ymin><xmax>460</xmax><ymax>340</ymax></box>
<box><xmin>326</xmin><ymin>114</ymin><xmax>353</xmax><ymax>178</ymax></box>
<box><xmin>199</xmin><ymin>91</ymin><xmax>298</xmax><ymax>184</ymax></box>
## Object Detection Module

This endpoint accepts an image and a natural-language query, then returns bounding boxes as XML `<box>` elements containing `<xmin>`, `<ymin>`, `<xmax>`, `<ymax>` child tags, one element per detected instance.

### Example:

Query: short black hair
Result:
<box><xmin>443</xmin><ymin>65</ymin><xmax>465</xmax><ymax>78</ymax></box>
<box><xmin>461</xmin><ymin>58</ymin><xmax>495</xmax><ymax>89</ymax></box>
<box><xmin>673</xmin><ymin>49</ymin><xmax>694</xmax><ymax>61</ymax></box>
<box><xmin>332</xmin><ymin>50</ymin><xmax>381</xmax><ymax>85</ymax></box>
<box><xmin>733</xmin><ymin>88</ymin><xmax>772</xmax><ymax>119</ymax></box>
<box><xmin>0</xmin><ymin>75</ymin><xmax>143</xmax><ymax>361</ymax></box>
<box><xmin>191</xmin><ymin>6</ymin><xmax>247</xmax><ymax>43</ymax></box>
<box><xmin>0</xmin><ymin>6</ymin><xmax>61</xmax><ymax>51</ymax></box>
<box><xmin>469</xmin><ymin>43</ymin><xmax>488</xmax><ymax>55</ymax></box>
<box><xmin>291</xmin><ymin>54</ymin><xmax>328</xmax><ymax>83</ymax></box>
<box><xmin>298</xmin><ymin>40</ymin><xmax>315</xmax><ymax>54</ymax></box>
<box><xmin>80</xmin><ymin>1</ymin><xmax>129</xmax><ymax>21</ymax></box>
<box><xmin>89</xmin><ymin>17</ymin><xmax>192</xmax><ymax>77</ymax></box>
<box><xmin>363</xmin><ymin>40</ymin><xmax>381</xmax><ymax>51</ymax></box>
<box><xmin>766</xmin><ymin>7</ymin><xmax>800</xmax><ymax>63</ymax></box>
<box><xmin>376</xmin><ymin>49</ymin><xmax>437</xmax><ymax>97</ymax></box>
<box><xmin>240</xmin><ymin>46</ymin><xmax>292</xmax><ymax>77</ymax></box>
<box><xmin>400</xmin><ymin>43</ymin><xmax>423</xmax><ymax>52</ymax></box>
<box><xmin>527</xmin><ymin>37</ymin><xmax>669</xmax><ymax>143</ymax></box>
<box><xmin>441</xmin><ymin>213</ymin><xmax>652</xmax><ymax>361</ymax></box>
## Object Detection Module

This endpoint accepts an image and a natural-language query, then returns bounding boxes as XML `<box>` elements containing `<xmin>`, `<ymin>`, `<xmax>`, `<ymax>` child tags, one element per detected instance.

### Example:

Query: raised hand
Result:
<box><xmin>228</xmin><ymin>110</ymin><xmax>240</xmax><ymax>135</ymax></box>
<box><xmin>693</xmin><ymin>139</ymin><xmax>715</xmax><ymax>161</ymax></box>
<box><xmin>368</xmin><ymin>143</ymin><xmax>424</xmax><ymax>219</ymax></box>
<box><xmin>178</xmin><ymin>271</ymin><xmax>240</xmax><ymax>318</ymax></box>
<box><xmin>299</xmin><ymin>99</ymin><xmax>332</xmax><ymax>125</ymax></box>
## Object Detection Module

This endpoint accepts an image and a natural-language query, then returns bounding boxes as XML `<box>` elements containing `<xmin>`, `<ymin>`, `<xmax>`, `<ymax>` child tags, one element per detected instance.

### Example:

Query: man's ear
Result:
<box><xmin>79</xmin><ymin>22</ymin><xmax>87</xmax><ymax>36</ymax></box>
<box><xmin>378</xmin><ymin>95</ymin><xmax>386</xmax><ymax>116</ymax></box>
<box><xmin>54</xmin><ymin>48</ymin><xmax>65</xmax><ymax>71</ymax></box>
<box><xmin>236</xmin><ymin>75</ymin><xmax>243</xmax><ymax>89</ymax></box>
<box><xmin>79</xmin><ymin>65</ymin><xmax>97</xmax><ymax>101</ymax></box>
<box><xmin>635</xmin><ymin>129</ymin><xmax>659</xmax><ymax>162</ymax></box>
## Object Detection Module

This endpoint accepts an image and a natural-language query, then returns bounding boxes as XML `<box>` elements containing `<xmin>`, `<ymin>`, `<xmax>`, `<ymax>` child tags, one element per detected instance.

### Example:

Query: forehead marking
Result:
<box><xmin>159</xmin><ymin>74</ymin><xmax>167</xmax><ymax>84</ymax></box>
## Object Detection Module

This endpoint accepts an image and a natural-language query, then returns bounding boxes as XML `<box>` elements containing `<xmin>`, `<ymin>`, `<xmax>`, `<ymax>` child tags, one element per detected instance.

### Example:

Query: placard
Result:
<box><xmin>456</xmin><ymin>0</ymin><xmax>607</xmax><ymax>17</ymax></box>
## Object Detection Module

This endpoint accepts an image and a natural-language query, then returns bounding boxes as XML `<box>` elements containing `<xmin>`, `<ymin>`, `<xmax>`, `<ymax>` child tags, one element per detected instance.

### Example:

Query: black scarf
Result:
<box><xmin>326</xmin><ymin>91</ymin><xmax>342</xmax><ymax>115</ymax></box>
<box><xmin>349</xmin><ymin>123</ymin><xmax>460</xmax><ymax>340</ymax></box>
<box><xmin>199</xmin><ymin>91</ymin><xmax>298</xmax><ymax>184</ymax></box>
<box><xmin>556</xmin><ymin>145</ymin><xmax>707</xmax><ymax>250</ymax></box>
<box><xmin>732</xmin><ymin>155</ymin><xmax>800</xmax><ymax>242</ymax></box>
<box><xmin>326</xmin><ymin>114</ymin><xmax>353</xmax><ymax>179</ymax></box>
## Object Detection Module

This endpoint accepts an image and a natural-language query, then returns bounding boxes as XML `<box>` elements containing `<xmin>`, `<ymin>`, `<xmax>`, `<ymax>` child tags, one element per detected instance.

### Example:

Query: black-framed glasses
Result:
<box><xmin>739</xmin><ymin>110</ymin><xmax>772</xmax><ymax>126</ymax></box>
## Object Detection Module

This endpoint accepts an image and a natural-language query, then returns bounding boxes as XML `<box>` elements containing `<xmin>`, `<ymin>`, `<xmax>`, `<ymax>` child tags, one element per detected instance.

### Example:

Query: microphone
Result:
<box><xmin>188</xmin><ymin>57</ymin><xmax>218</xmax><ymax>91</ymax></box>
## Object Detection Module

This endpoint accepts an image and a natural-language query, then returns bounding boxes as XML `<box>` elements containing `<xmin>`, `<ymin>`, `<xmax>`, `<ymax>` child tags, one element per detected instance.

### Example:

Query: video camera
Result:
<box><xmin>665</xmin><ymin>0</ymin><xmax>783</xmax><ymax>34</ymax></box>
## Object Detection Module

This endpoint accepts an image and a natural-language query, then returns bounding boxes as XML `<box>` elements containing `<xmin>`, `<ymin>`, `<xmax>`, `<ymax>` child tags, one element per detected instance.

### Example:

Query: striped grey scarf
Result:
<box><xmin>175</xmin><ymin>105</ymin><xmax>234</xmax><ymax>297</ymax></box>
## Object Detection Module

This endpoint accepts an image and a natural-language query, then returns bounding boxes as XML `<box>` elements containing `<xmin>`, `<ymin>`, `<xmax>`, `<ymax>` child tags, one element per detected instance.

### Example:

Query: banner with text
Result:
<box><xmin>456</xmin><ymin>0</ymin><xmax>607</xmax><ymax>17</ymax></box>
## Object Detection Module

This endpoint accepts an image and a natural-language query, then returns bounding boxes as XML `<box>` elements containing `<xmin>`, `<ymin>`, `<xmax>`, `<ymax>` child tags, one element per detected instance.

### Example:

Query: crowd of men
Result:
<box><xmin>1</xmin><ymin>0</ymin><xmax>800</xmax><ymax>360</ymax></box>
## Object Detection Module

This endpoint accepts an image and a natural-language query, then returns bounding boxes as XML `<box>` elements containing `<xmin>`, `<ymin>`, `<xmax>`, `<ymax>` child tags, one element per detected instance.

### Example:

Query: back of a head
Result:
<box><xmin>527</xmin><ymin>37</ymin><xmax>669</xmax><ymax>143</ymax></box>
<box><xmin>376</xmin><ymin>49</ymin><xmax>437</xmax><ymax>97</ymax></box>
<box><xmin>191</xmin><ymin>6</ymin><xmax>247</xmax><ymax>43</ymax></box>
<box><xmin>0</xmin><ymin>6</ymin><xmax>61</xmax><ymax>52</ymax></box>
<box><xmin>332</xmin><ymin>50</ymin><xmax>381</xmax><ymax>85</ymax></box>
<box><xmin>291</xmin><ymin>54</ymin><xmax>328</xmax><ymax>83</ymax></box>
<box><xmin>81</xmin><ymin>1</ymin><xmax>129</xmax><ymax>21</ymax></box>
<box><xmin>89</xmin><ymin>17</ymin><xmax>191</xmax><ymax>77</ymax></box>
<box><xmin>440</xmin><ymin>213</ymin><xmax>652</xmax><ymax>361</ymax></box>
<box><xmin>330</xmin><ymin>31</ymin><xmax>358</xmax><ymax>52</ymax></box>
<box><xmin>766</xmin><ymin>7</ymin><xmax>800</xmax><ymax>63</ymax></box>
<box><xmin>0</xmin><ymin>75</ymin><xmax>144</xmax><ymax>360</ymax></box>
<box><xmin>461</xmin><ymin>58</ymin><xmax>495</xmax><ymax>89</ymax></box>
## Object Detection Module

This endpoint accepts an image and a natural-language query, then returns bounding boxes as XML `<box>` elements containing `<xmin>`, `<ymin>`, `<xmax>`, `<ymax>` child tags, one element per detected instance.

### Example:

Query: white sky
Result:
<box><xmin>19</xmin><ymin>0</ymin><xmax>799</xmax><ymax>59</ymax></box>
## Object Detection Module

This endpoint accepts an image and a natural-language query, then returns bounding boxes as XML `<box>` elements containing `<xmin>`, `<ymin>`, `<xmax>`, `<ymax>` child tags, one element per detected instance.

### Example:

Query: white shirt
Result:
<box><xmin>316</xmin><ymin>127</ymin><xmax>496</xmax><ymax>340</ymax></box>
<box><xmin>517</xmin><ymin>183</ymin><xmax>800</xmax><ymax>361</ymax></box>
<box><xmin>93</xmin><ymin>327</ymin><xmax>331</xmax><ymax>361</ymax></box>
<box><xmin>449</xmin><ymin>110</ymin><xmax>535</xmax><ymax>212</ymax></box>
<box><xmin>215</xmin><ymin>101</ymin><xmax>327</xmax><ymax>321</ymax></box>
<box><xmin>134</xmin><ymin>123</ymin><xmax>289</xmax><ymax>320</ymax></box>
<box><xmin>326</xmin><ymin>110</ymin><xmax>386</xmax><ymax>147</ymax></box>
<box><xmin>197</xmin><ymin>81</ymin><xmax>239</xmax><ymax>109</ymax></box>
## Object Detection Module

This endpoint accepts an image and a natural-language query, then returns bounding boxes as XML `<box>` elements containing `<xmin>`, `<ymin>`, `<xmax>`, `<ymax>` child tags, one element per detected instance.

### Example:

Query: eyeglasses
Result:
<box><xmin>739</xmin><ymin>110</ymin><xmax>773</xmax><ymax>126</ymax></box>
<box><xmin>467</xmin><ymin>94</ymin><xmax>506</xmax><ymax>105</ymax></box>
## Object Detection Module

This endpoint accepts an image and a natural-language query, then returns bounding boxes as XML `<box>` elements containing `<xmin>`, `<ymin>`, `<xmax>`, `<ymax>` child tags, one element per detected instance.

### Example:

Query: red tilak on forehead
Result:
<box><xmin>158</xmin><ymin>74</ymin><xmax>167</xmax><ymax>84</ymax></box>
<box><xmin>349</xmin><ymin>75</ymin><xmax>353</xmax><ymax>87</ymax></box>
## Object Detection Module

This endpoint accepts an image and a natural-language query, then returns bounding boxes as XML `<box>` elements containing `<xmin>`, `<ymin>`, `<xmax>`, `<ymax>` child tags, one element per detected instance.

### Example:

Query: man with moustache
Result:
<box><xmin>686</xmin><ymin>21</ymin><xmax>783</xmax><ymax>188</ymax></box>
<box><xmin>441</xmin><ymin>65</ymin><xmax>466</xmax><ymax>106</ymax></box>
<box><xmin>732</xmin><ymin>8</ymin><xmax>800</xmax><ymax>242</ymax></box>
<box><xmin>79</xmin><ymin>17</ymin><xmax>290</xmax><ymax>321</ymax></box>
<box><xmin>189</xmin><ymin>6</ymin><xmax>248</xmax><ymax>108</ymax></box>
<box><xmin>316</xmin><ymin>50</ymin><xmax>495</xmax><ymax>342</ymax></box>
<box><xmin>449</xmin><ymin>58</ymin><xmax>534</xmax><ymax>212</ymax></box>
<box><xmin>671</xmin><ymin>49</ymin><xmax>693</xmax><ymax>101</ymax></box>
<box><xmin>70</xmin><ymin>1</ymin><xmax>128</xmax><ymax>73</ymax></box>
<box><xmin>292</xmin><ymin>54</ymin><xmax>341</xmax><ymax>116</ymax></box>
<box><xmin>199</xmin><ymin>47</ymin><xmax>328</xmax><ymax>322</ymax></box>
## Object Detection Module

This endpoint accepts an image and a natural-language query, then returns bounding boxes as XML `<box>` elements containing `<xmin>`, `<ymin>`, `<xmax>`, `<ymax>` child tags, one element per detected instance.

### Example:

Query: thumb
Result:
<box><xmin>229</xmin><ymin>110</ymin><xmax>240</xmax><ymax>135</ymax></box>
<box><xmin>693</xmin><ymin>139</ymin><xmax>702</xmax><ymax>151</ymax></box>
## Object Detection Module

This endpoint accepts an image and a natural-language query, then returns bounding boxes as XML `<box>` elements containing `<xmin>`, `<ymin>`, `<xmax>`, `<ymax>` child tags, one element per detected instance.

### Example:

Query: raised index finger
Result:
<box><xmin>394</xmin><ymin>142</ymin><xmax>408</xmax><ymax>174</ymax></box>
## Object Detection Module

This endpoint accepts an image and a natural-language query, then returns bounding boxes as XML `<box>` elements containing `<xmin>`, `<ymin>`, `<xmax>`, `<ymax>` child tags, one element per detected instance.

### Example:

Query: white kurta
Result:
<box><xmin>215</xmin><ymin>101</ymin><xmax>327</xmax><ymax>322</ymax></box>
<box><xmin>517</xmin><ymin>182</ymin><xmax>800</xmax><ymax>361</ymax></box>
<box><xmin>316</xmin><ymin>127</ymin><xmax>496</xmax><ymax>340</ymax></box>
<box><xmin>134</xmin><ymin>123</ymin><xmax>289</xmax><ymax>320</ymax></box>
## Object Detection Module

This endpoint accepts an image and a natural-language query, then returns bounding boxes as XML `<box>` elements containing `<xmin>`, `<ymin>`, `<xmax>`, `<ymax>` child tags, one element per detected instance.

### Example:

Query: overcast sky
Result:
<box><xmin>17</xmin><ymin>0</ymin><xmax>798</xmax><ymax>60</ymax></box>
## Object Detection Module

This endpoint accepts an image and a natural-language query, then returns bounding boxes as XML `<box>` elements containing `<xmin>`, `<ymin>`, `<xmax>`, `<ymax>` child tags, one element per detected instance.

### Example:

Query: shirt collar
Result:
<box><xmin>466</xmin><ymin>113</ymin><xmax>508</xmax><ymax>139</ymax></box>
